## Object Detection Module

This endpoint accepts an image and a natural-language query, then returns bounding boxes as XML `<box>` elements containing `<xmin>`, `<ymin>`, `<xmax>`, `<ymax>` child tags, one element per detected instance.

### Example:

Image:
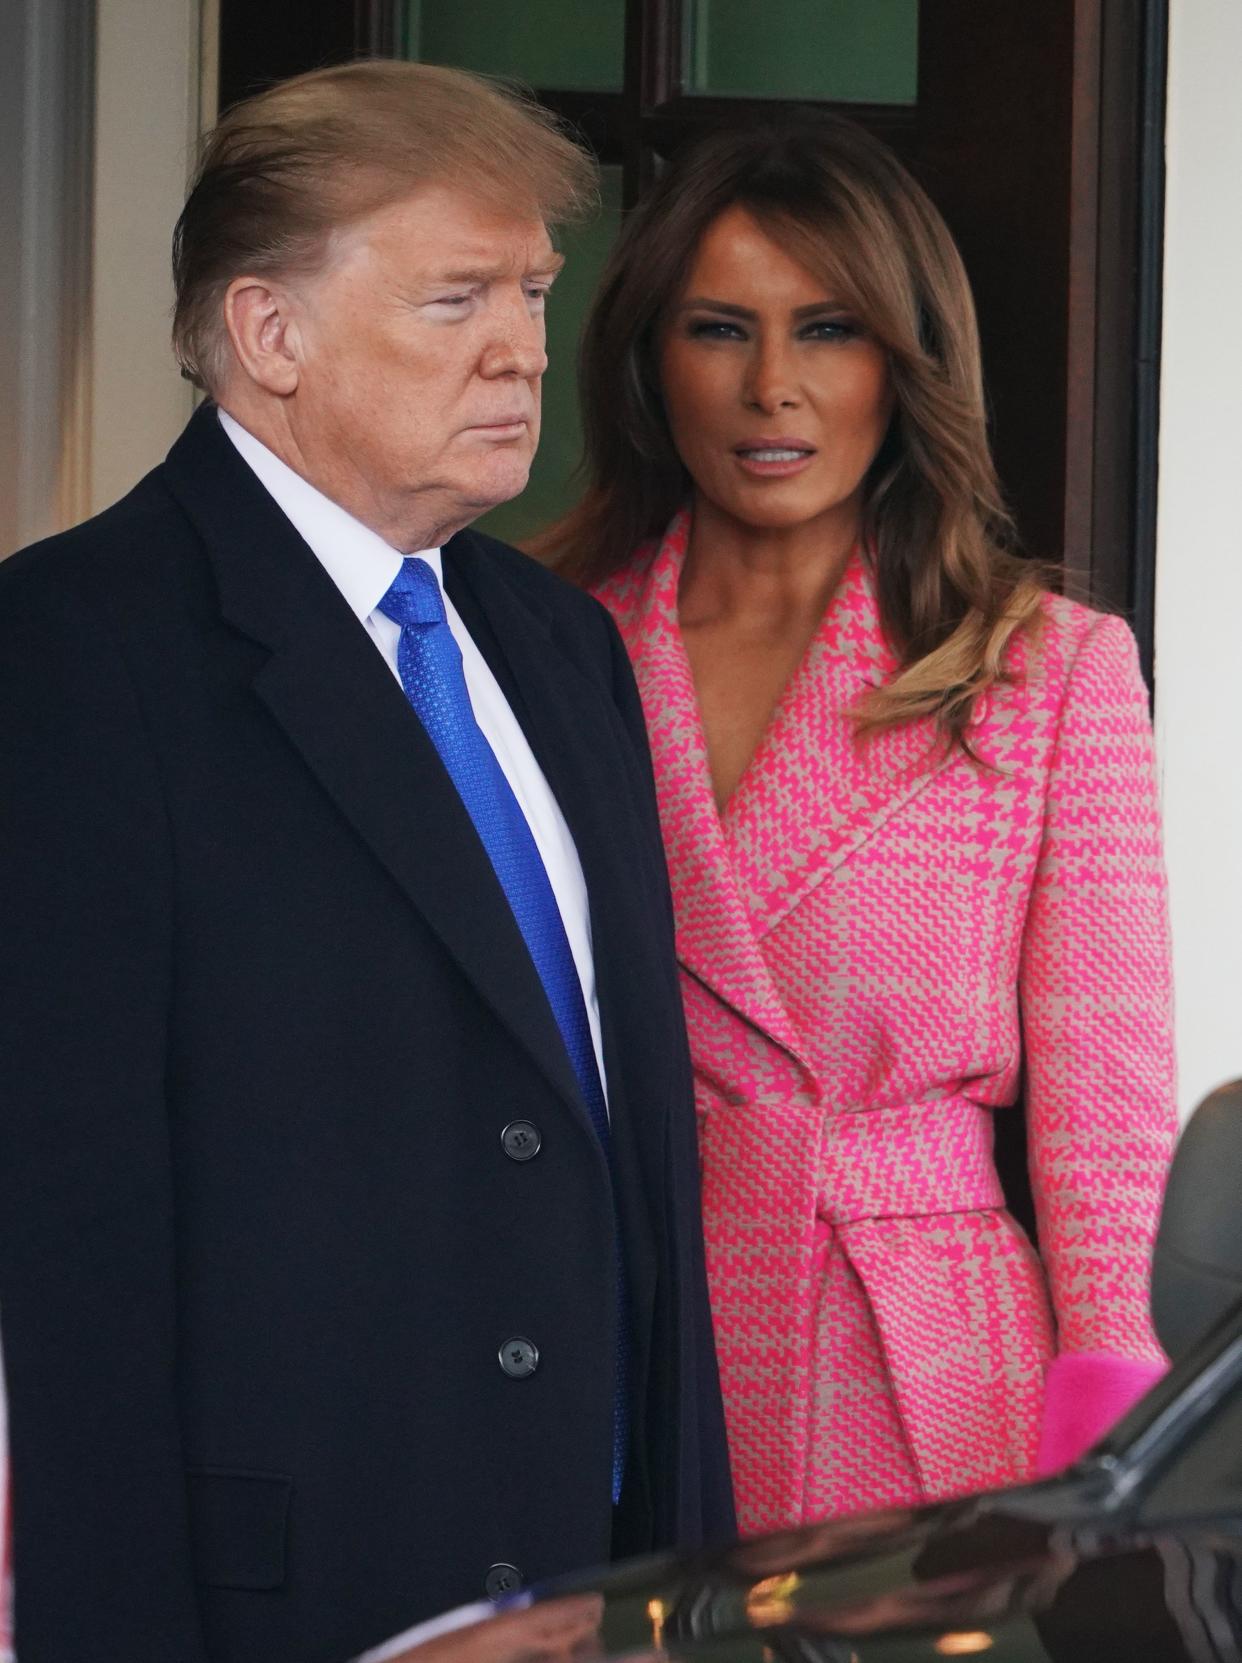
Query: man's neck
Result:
<box><xmin>215</xmin><ymin>394</ymin><xmax>467</xmax><ymax>553</ymax></box>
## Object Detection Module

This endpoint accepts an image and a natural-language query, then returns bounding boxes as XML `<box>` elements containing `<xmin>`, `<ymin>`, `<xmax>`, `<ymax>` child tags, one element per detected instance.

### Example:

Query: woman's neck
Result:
<box><xmin>678</xmin><ymin>495</ymin><xmax>860</xmax><ymax>632</ymax></box>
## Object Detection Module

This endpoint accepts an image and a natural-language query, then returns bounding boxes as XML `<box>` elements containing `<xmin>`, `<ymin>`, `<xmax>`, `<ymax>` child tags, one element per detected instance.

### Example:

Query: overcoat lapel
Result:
<box><xmin>621</xmin><ymin>518</ymin><xmax>1035</xmax><ymax>1059</ymax></box>
<box><xmin>724</xmin><ymin>550</ymin><xmax>954</xmax><ymax>941</ymax></box>
<box><xmin>445</xmin><ymin>531</ymin><xmax>674</xmax><ymax>1501</ymax></box>
<box><xmin>622</xmin><ymin>514</ymin><xmax>811</xmax><ymax>1070</ymax></box>
<box><xmin>443</xmin><ymin>536</ymin><xmax>667</xmax><ymax>1236</ymax></box>
<box><xmin>160</xmin><ymin>408</ymin><xmax>588</xmax><ymax>1132</ymax></box>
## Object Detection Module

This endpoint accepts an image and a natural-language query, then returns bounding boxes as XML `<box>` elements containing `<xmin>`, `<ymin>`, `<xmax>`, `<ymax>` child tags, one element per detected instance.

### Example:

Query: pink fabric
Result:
<box><xmin>1035</xmin><ymin>1350</ymin><xmax>1166</xmax><ymax>1476</ymax></box>
<box><xmin>596</xmin><ymin>511</ymin><xmax>1177</xmax><ymax>1533</ymax></box>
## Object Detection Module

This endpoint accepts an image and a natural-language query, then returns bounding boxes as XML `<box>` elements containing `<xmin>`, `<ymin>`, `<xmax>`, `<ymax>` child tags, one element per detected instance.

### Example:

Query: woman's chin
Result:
<box><xmin>697</xmin><ymin>490</ymin><xmax>859</xmax><ymax>538</ymax></box>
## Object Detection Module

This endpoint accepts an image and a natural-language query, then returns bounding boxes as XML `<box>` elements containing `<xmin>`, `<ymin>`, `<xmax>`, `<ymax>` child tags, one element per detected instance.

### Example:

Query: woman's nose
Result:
<box><xmin>743</xmin><ymin>339</ymin><xmax>800</xmax><ymax>412</ymax></box>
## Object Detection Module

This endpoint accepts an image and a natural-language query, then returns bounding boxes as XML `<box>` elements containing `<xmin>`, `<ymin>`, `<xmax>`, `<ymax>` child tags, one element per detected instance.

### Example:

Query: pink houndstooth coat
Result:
<box><xmin>596</xmin><ymin>511</ymin><xmax>1178</xmax><ymax>1536</ymax></box>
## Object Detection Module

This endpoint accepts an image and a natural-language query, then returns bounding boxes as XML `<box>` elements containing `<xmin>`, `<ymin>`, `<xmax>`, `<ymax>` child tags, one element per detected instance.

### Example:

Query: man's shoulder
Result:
<box><xmin>450</xmin><ymin>525</ymin><xmax>614</xmax><ymax>641</ymax></box>
<box><xmin>1</xmin><ymin>465</ymin><xmax>191</xmax><ymax>613</ymax></box>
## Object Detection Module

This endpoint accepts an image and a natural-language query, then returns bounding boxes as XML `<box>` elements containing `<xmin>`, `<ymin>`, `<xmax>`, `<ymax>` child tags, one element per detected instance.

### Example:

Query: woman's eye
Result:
<box><xmin>801</xmin><ymin>317</ymin><xmax>861</xmax><ymax>342</ymax></box>
<box><xmin>687</xmin><ymin>319</ymin><xmax>746</xmax><ymax>341</ymax></box>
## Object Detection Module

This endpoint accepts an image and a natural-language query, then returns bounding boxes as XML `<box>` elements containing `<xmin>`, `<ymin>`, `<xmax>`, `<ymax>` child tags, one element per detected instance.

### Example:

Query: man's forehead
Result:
<box><xmin>350</xmin><ymin>186</ymin><xmax>559</xmax><ymax>276</ymax></box>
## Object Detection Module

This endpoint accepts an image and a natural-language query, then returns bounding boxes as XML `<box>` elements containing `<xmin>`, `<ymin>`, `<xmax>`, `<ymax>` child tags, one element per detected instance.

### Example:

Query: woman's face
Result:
<box><xmin>659</xmin><ymin>205</ymin><xmax>893</xmax><ymax>540</ymax></box>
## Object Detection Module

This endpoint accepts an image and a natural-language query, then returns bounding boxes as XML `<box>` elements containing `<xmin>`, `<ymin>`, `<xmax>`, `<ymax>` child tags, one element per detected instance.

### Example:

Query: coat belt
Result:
<box><xmin>816</xmin><ymin>1097</ymin><xmax>1005</xmax><ymax>1227</ymax></box>
<box><xmin>699</xmin><ymin>1092</ymin><xmax>1043</xmax><ymax>1532</ymax></box>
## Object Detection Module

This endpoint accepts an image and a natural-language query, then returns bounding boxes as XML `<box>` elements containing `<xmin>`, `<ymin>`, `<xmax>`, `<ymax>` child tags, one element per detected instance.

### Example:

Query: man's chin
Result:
<box><xmin>460</xmin><ymin>462</ymin><xmax>534</xmax><ymax>517</ymax></box>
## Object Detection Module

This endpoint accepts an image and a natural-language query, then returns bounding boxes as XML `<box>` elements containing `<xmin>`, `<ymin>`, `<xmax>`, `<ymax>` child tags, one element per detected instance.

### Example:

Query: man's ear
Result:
<box><xmin>222</xmin><ymin>276</ymin><xmax>303</xmax><ymax>396</ymax></box>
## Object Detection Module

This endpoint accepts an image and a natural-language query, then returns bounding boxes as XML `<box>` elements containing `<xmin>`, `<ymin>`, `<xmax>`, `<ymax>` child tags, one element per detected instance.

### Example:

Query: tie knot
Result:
<box><xmin>377</xmin><ymin>557</ymin><xmax>446</xmax><ymax>629</ymax></box>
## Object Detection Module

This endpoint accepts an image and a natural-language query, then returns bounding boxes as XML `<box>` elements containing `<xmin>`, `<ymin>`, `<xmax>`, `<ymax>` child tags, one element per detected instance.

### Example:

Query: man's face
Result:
<box><xmin>286</xmin><ymin>186</ymin><xmax>561</xmax><ymax>550</ymax></box>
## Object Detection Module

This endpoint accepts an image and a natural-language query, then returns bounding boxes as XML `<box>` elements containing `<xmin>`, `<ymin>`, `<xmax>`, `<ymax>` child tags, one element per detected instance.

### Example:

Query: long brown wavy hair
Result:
<box><xmin>534</xmin><ymin>112</ymin><xmax>1046</xmax><ymax>743</ymax></box>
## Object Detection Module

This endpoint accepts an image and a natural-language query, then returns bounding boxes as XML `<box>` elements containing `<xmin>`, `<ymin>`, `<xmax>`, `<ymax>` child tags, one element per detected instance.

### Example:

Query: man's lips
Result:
<box><xmin>467</xmin><ymin>415</ymin><xmax>532</xmax><ymax>431</ymax></box>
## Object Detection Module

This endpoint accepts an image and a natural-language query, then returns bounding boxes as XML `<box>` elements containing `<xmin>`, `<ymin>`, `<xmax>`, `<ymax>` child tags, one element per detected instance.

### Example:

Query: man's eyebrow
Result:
<box><xmin>674</xmin><ymin>296</ymin><xmax>848</xmax><ymax>319</ymax></box>
<box><xmin>424</xmin><ymin>253</ymin><xmax>566</xmax><ymax>286</ymax></box>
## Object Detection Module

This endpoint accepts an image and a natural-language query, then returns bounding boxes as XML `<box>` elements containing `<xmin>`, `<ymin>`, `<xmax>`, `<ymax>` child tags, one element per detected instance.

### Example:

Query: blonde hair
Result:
<box><xmin>535</xmin><ymin>114</ymin><xmax>1046</xmax><ymax>747</ymax></box>
<box><xmin>172</xmin><ymin>59</ymin><xmax>596</xmax><ymax>394</ymax></box>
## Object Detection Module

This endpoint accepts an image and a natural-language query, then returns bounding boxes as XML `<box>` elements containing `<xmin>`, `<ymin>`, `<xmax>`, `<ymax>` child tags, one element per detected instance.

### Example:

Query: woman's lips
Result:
<box><xmin>733</xmin><ymin>442</ymin><xmax>816</xmax><ymax>478</ymax></box>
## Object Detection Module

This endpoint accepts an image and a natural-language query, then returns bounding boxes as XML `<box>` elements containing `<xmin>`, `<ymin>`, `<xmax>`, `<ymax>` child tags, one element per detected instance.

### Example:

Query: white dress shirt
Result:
<box><xmin>218</xmin><ymin>409</ymin><xmax>607</xmax><ymax>1099</ymax></box>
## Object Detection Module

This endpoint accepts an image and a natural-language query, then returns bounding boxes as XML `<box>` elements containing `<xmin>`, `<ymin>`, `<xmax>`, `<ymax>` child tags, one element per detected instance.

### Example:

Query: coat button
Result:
<box><xmin>499</xmin><ymin>1337</ymin><xmax>539</xmax><ymax>1379</ymax></box>
<box><xmin>501</xmin><ymin>1120</ymin><xmax>541</xmax><ymax>1162</ymax></box>
<box><xmin>485</xmin><ymin>1562</ymin><xmax>523</xmax><ymax>1600</ymax></box>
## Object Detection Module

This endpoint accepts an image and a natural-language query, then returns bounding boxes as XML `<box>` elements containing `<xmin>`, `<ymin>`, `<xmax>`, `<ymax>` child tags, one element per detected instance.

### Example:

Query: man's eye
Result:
<box><xmin>430</xmin><ymin>294</ymin><xmax>473</xmax><ymax>309</ymax></box>
<box><xmin>525</xmin><ymin>287</ymin><xmax>551</xmax><ymax>308</ymax></box>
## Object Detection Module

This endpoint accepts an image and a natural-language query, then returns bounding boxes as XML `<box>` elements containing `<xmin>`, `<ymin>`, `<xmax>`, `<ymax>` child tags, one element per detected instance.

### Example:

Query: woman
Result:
<box><xmin>537</xmin><ymin>114</ymin><xmax>1178</xmax><ymax>1535</ymax></box>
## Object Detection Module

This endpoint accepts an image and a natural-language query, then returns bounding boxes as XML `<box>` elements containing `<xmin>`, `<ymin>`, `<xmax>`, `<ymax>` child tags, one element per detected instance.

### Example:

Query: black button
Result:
<box><xmin>485</xmin><ymin>1562</ymin><xmax>523</xmax><ymax>1600</ymax></box>
<box><xmin>499</xmin><ymin>1337</ymin><xmax>539</xmax><ymax>1379</ymax></box>
<box><xmin>501</xmin><ymin>1120</ymin><xmax>541</xmax><ymax>1162</ymax></box>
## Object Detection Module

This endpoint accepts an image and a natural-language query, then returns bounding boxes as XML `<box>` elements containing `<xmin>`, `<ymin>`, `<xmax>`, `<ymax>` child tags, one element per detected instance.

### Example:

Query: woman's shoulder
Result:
<box><xmin>1015</xmin><ymin>587</ymin><xmax>1144</xmax><ymax>704</ymax></box>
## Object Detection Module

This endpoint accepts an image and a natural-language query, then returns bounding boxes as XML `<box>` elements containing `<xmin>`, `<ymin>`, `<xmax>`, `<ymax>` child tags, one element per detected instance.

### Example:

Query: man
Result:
<box><xmin>0</xmin><ymin>60</ymin><xmax>732</xmax><ymax>1663</ymax></box>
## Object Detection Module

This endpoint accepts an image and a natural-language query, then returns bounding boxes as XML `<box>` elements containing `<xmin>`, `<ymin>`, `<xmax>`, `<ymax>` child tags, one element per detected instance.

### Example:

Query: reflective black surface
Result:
<box><xmin>392</xmin><ymin>1293</ymin><xmax>1242</xmax><ymax>1663</ymax></box>
<box><xmin>397</xmin><ymin>1507</ymin><xmax>1242</xmax><ymax>1663</ymax></box>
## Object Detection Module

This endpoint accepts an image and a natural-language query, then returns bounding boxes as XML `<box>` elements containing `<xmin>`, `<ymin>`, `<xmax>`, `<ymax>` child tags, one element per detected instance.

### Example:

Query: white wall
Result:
<box><xmin>0</xmin><ymin>0</ymin><xmax>94</xmax><ymax>555</ymax></box>
<box><xmin>0</xmin><ymin>0</ymin><xmax>210</xmax><ymax>558</ymax></box>
<box><xmin>89</xmin><ymin>0</ymin><xmax>206</xmax><ymax>514</ymax></box>
<box><xmin>1156</xmin><ymin>0</ymin><xmax>1242</xmax><ymax>1118</ymax></box>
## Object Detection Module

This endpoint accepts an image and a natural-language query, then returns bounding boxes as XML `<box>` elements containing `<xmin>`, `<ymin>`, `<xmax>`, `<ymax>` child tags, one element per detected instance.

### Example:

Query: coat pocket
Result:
<box><xmin>187</xmin><ymin>1467</ymin><xmax>293</xmax><ymax>1590</ymax></box>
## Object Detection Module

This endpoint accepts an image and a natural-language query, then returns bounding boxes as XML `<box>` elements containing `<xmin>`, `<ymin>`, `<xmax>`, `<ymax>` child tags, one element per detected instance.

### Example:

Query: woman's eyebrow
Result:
<box><xmin>675</xmin><ymin>298</ymin><xmax>755</xmax><ymax>318</ymax></box>
<box><xmin>674</xmin><ymin>296</ymin><xmax>847</xmax><ymax>318</ymax></box>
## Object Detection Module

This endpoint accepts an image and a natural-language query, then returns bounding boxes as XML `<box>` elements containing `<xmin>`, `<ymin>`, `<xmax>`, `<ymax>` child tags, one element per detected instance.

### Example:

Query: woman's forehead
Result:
<box><xmin>679</xmin><ymin>205</ymin><xmax>868</xmax><ymax>311</ymax></box>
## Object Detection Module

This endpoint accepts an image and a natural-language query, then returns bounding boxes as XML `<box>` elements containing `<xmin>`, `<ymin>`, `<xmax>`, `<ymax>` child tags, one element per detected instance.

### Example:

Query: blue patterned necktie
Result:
<box><xmin>377</xmin><ymin>556</ymin><xmax>627</xmax><ymax>1504</ymax></box>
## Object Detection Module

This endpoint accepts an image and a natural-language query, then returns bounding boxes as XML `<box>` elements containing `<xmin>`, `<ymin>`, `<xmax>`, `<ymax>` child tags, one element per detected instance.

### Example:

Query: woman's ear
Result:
<box><xmin>221</xmin><ymin>276</ymin><xmax>302</xmax><ymax>397</ymax></box>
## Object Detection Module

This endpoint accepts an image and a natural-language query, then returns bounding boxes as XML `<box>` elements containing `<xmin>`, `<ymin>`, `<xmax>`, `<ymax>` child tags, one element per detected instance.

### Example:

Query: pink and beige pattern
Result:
<box><xmin>596</xmin><ymin>511</ymin><xmax>1177</xmax><ymax>1536</ymax></box>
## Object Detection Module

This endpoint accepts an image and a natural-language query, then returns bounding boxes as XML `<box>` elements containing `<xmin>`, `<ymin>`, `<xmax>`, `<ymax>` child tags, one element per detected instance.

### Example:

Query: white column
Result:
<box><xmin>89</xmin><ymin>0</ymin><xmax>206</xmax><ymax>515</ymax></box>
<box><xmin>1156</xmin><ymin>0</ymin><xmax>1242</xmax><ymax>1117</ymax></box>
<box><xmin>0</xmin><ymin>0</ymin><xmax>95</xmax><ymax>555</ymax></box>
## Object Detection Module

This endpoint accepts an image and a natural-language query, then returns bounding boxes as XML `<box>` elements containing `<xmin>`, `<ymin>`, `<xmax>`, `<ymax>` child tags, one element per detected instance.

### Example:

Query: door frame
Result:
<box><xmin>216</xmin><ymin>0</ymin><xmax>1167</xmax><ymax>679</ymax></box>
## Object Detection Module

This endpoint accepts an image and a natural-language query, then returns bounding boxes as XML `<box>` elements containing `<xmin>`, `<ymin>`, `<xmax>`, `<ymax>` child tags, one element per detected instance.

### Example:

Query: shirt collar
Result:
<box><xmin>217</xmin><ymin>407</ymin><xmax>442</xmax><ymax>621</ymax></box>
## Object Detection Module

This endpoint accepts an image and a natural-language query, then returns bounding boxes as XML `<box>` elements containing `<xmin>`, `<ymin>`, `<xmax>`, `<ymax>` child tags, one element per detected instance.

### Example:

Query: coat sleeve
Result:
<box><xmin>1017</xmin><ymin>613</ymin><xmax>1179</xmax><ymax>1474</ymax></box>
<box><xmin>0</xmin><ymin>556</ymin><xmax>211</xmax><ymax>1661</ymax></box>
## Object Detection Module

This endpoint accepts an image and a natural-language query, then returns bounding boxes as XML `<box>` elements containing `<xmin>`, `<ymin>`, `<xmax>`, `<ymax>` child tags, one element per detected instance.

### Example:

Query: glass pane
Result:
<box><xmin>687</xmin><ymin>0</ymin><xmax>918</xmax><ymax>104</ymax></box>
<box><xmin>404</xmin><ymin>0</ymin><xmax>625</xmax><ymax>93</ymax></box>
<box><xmin>476</xmin><ymin>166</ymin><xmax>623</xmax><ymax>548</ymax></box>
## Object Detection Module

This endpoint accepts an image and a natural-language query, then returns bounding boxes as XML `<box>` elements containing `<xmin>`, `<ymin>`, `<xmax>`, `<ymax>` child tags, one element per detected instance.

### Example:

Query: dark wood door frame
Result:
<box><xmin>215</xmin><ymin>0</ymin><xmax>1166</xmax><ymax>679</ymax></box>
<box><xmin>1084</xmin><ymin>0</ymin><xmax>1167</xmax><ymax>687</ymax></box>
<box><xmin>913</xmin><ymin>0</ymin><xmax>1166</xmax><ymax>679</ymax></box>
<box><xmin>216</xmin><ymin>0</ymin><xmax>395</xmax><ymax>111</ymax></box>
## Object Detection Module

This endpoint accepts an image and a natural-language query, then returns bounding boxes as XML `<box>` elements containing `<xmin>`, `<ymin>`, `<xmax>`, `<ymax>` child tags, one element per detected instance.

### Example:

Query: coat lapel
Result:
<box><xmin>442</xmin><ymin>528</ymin><xmax>676</xmax><ymax>1210</ymax></box>
<box><xmin>611</xmin><ymin>518</ymin><xmax>1034</xmax><ymax>1050</ymax></box>
<box><xmin>160</xmin><ymin>408</ymin><xmax>586</xmax><ymax>1126</ymax></box>
<box><xmin>723</xmin><ymin>548</ymin><xmax>955</xmax><ymax>940</ymax></box>
<box><xmin>444</xmin><ymin>530</ymin><xmax>674</xmax><ymax>1438</ymax></box>
<box><xmin>615</xmin><ymin>514</ymin><xmax>811</xmax><ymax>1068</ymax></box>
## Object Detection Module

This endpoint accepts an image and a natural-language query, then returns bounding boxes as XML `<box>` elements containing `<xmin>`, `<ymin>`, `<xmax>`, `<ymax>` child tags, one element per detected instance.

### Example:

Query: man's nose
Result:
<box><xmin>480</xmin><ymin>293</ymin><xmax>548</xmax><ymax>380</ymax></box>
<box><xmin>743</xmin><ymin>338</ymin><xmax>800</xmax><ymax>413</ymax></box>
